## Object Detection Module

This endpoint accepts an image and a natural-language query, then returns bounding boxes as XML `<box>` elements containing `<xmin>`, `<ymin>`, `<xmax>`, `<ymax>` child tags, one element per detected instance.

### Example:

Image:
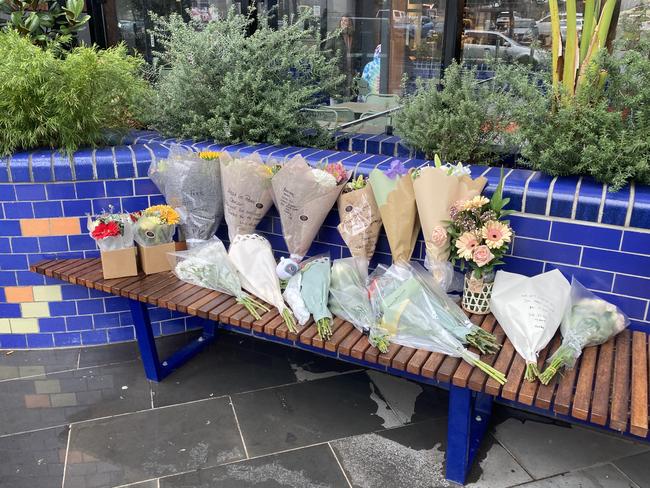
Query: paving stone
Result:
<box><xmin>613</xmin><ymin>451</ymin><xmax>650</xmax><ymax>488</ymax></box>
<box><xmin>0</xmin><ymin>348</ymin><xmax>79</xmax><ymax>381</ymax></box>
<box><xmin>517</xmin><ymin>464</ymin><xmax>640</xmax><ymax>487</ymax></box>
<box><xmin>63</xmin><ymin>397</ymin><xmax>245</xmax><ymax>488</ymax></box>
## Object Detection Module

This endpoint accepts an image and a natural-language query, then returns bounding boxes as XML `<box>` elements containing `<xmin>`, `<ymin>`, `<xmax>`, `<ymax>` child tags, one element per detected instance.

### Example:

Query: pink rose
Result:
<box><xmin>472</xmin><ymin>245</ymin><xmax>494</xmax><ymax>267</ymax></box>
<box><xmin>431</xmin><ymin>226</ymin><xmax>448</xmax><ymax>247</ymax></box>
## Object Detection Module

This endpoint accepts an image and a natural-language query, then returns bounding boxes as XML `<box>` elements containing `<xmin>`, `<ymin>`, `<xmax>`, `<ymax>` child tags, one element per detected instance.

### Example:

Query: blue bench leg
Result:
<box><xmin>445</xmin><ymin>385</ymin><xmax>493</xmax><ymax>485</ymax></box>
<box><xmin>129</xmin><ymin>299</ymin><xmax>218</xmax><ymax>382</ymax></box>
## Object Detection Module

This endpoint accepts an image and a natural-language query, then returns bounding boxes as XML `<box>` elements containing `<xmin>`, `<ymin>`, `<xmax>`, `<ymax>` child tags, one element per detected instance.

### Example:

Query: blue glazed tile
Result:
<box><xmin>549</xmin><ymin>176</ymin><xmax>579</xmax><ymax>218</ymax></box>
<box><xmin>501</xmin><ymin>169</ymin><xmax>534</xmax><ymax>213</ymax></box>
<box><xmin>0</xmin><ymin>287</ymin><xmax>4</xmax><ymax>302</ymax></box>
<box><xmin>11</xmin><ymin>237</ymin><xmax>39</xmax><ymax>253</ymax></box>
<box><xmin>15</xmin><ymin>271</ymin><xmax>42</xmax><ymax>285</ymax></box>
<box><xmin>84</xmin><ymin>250</ymin><xmax>100</xmax><ymax>258</ymax></box>
<box><xmin>0</xmin><ymin>184</ymin><xmax>16</xmax><ymax>201</ymax></box>
<box><xmin>81</xmin><ymin>330</ymin><xmax>108</xmax><ymax>345</ymax></box>
<box><xmin>365</xmin><ymin>135</ymin><xmax>387</xmax><ymax>155</ymax></box>
<box><xmin>92</xmin><ymin>198</ymin><xmax>122</xmax><ymax>214</ymax></box>
<box><xmin>76</xmin><ymin>181</ymin><xmax>105</xmax><ymax>199</ymax></box>
<box><xmin>149</xmin><ymin>307</ymin><xmax>171</xmax><ymax>322</ymax></box>
<box><xmin>307</xmin><ymin>241</ymin><xmax>342</xmax><ymax>260</ymax></box>
<box><xmin>108</xmin><ymin>326</ymin><xmax>135</xmax><ymax>343</ymax></box>
<box><xmin>69</xmin><ymin>234</ymin><xmax>96</xmax><ymax>251</ymax></box>
<box><xmin>53</xmin><ymin>332</ymin><xmax>82</xmax><ymax>347</ymax></box>
<box><xmin>39</xmin><ymin>236</ymin><xmax>69</xmax><ymax>252</ymax></box>
<box><xmin>502</xmin><ymin>255</ymin><xmax>545</xmax><ymax>276</ymax></box>
<box><xmin>121</xmin><ymin>196</ymin><xmax>149</xmax><ymax>213</ymax></box>
<box><xmin>33</xmin><ymin>201</ymin><xmax>63</xmax><ymax>218</ymax></box>
<box><xmin>508</xmin><ymin>215</ymin><xmax>550</xmax><ymax>240</ymax></box>
<box><xmin>9</xmin><ymin>152</ymin><xmax>30</xmax><ymax>182</ymax></box>
<box><xmin>31</xmin><ymin>150</ymin><xmax>53</xmax><ymax>182</ymax></box>
<box><xmin>575</xmin><ymin>177</ymin><xmax>604</xmax><ymax>223</ymax></box>
<box><xmin>523</xmin><ymin>172</ymin><xmax>553</xmax><ymax>215</ymax></box>
<box><xmin>629</xmin><ymin>320</ymin><xmax>650</xmax><ymax>333</ymax></box>
<box><xmin>0</xmin><ymin>271</ymin><xmax>17</xmax><ymax>286</ymax></box>
<box><xmin>93</xmin><ymin>312</ymin><xmax>121</xmax><ymax>328</ymax></box>
<box><xmin>66</xmin><ymin>315</ymin><xmax>94</xmax><ymax>331</ymax></box>
<box><xmin>4</xmin><ymin>201</ymin><xmax>34</xmax><ymax>219</ymax></box>
<box><xmin>106</xmin><ymin>180</ymin><xmax>134</xmax><ymax>197</ymax></box>
<box><xmin>0</xmin><ymin>303</ymin><xmax>21</xmax><ymax>317</ymax></box>
<box><xmin>63</xmin><ymin>199</ymin><xmax>92</xmax><ymax>217</ymax></box>
<box><xmin>72</xmin><ymin>148</ymin><xmax>95</xmax><ymax>181</ymax></box>
<box><xmin>335</xmin><ymin>136</ymin><xmax>351</xmax><ymax>152</ymax></box>
<box><xmin>46</xmin><ymin>183</ymin><xmax>76</xmax><ymax>200</ymax></box>
<box><xmin>550</xmin><ymin>221</ymin><xmax>621</xmax><ymax>250</ymax></box>
<box><xmin>395</xmin><ymin>141</ymin><xmax>411</xmax><ymax>158</ymax></box>
<box><xmin>593</xmin><ymin>292</ymin><xmax>647</xmax><ymax>320</ymax></box>
<box><xmin>0</xmin><ymin>237</ymin><xmax>9</xmax><ymax>253</ymax></box>
<box><xmin>48</xmin><ymin>301</ymin><xmax>77</xmax><ymax>316</ymax></box>
<box><xmin>631</xmin><ymin>182</ymin><xmax>650</xmax><ymax>229</ymax></box>
<box><xmin>131</xmin><ymin>145</ymin><xmax>152</xmax><ymax>178</ymax></box>
<box><xmin>0</xmin><ymin>334</ymin><xmax>27</xmax><ymax>349</ymax></box>
<box><xmin>621</xmin><ymin>230</ymin><xmax>650</xmax><ymax>255</ymax></box>
<box><xmin>544</xmin><ymin>263</ymin><xmax>614</xmax><ymax>292</ymax></box>
<box><xmin>38</xmin><ymin>317</ymin><xmax>67</xmax><ymax>333</ymax></box>
<box><xmin>513</xmin><ymin>237</ymin><xmax>581</xmax><ymax>265</ymax></box>
<box><xmin>119</xmin><ymin>311</ymin><xmax>134</xmax><ymax>326</ymax></box>
<box><xmin>134</xmin><ymin>178</ymin><xmax>159</xmax><ymax>196</ymax></box>
<box><xmin>26</xmin><ymin>333</ymin><xmax>55</xmax><ymax>348</ymax></box>
<box><xmin>613</xmin><ymin>275</ymin><xmax>650</xmax><ymax>300</ymax></box>
<box><xmin>161</xmin><ymin>318</ymin><xmax>186</xmax><ymax>335</ymax></box>
<box><xmin>88</xmin><ymin>288</ymin><xmax>110</xmax><ymax>298</ymax></box>
<box><xmin>602</xmin><ymin>184</ymin><xmax>631</xmax><ymax>226</ymax></box>
<box><xmin>95</xmin><ymin>149</ymin><xmax>116</xmax><ymax>179</ymax></box>
<box><xmin>15</xmin><ymin>183</ymin><xmax>46</xmax><ymax>201</ymax></box>
<box><xmin>114</xmin><ymin>146</ymin><xmax>136</xmax><ymax>178</ymax></box>
<box><xmin>0</xmin><ymin>157</ymin><xmax>9</xmax><ymax>183</ymax></box>
<box><xmin>380</xmin><ymin>136</ymin><xmax>400</xmax><ymax>157</ymax></box>
<box><xmin>0</xmin><ymin>254</ymin><xmax>27</xmax><ymax>270</ymax></box>
<box><xmin>60</xmin><ymin>284</ymin><xmax>89</xmax><ymax>300</ymax></box>
<box><xmin>350</xmin><ymin>134</ymin><xmax>374</xmax><ymax>152</ymax></box>
<box><xmin>53</xmin><ymin>154</ymin><xmax>73</xmax><ymax>181</ymax></box>
<box><xmin>582</xmin><ymin>248</ymin><xmax>650</xmax><ymax>277</ymax></box>
<box><xmin>76</xmin><ymin>298</ymin><xmax>105</xmax><ymax>314</ymax></box>
<box><xmin>0</xmin><ymin>220</ymin><xmax>20</xmax><ymax>237</ymax></box>
<box><xmin>104</xmin><ymin>296</ymin><xmax>130</xmax><ymax>312</ymax></box>
<box><xmin>148</xmin><ymin>195</ymin><xmax>166</xmax><ymax>206</ymax></box>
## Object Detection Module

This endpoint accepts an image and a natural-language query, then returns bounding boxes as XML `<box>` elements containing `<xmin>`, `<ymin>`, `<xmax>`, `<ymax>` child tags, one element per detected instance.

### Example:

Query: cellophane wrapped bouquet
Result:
<box><xmin>170</xmin><ymin>239</ymin><xmax>269</xmax><ymax>319</ymax></box>
<box><xmin>369</xmin><ymin>262</ymin><xmax>507</xmax><ymax>385</ymax></box>
<box><xmin>539</xmin><ymin>279</ymin><xmax>629</xmax><ymax>384</ymax></box>
<box><xmin>87</xmin><ymin>207</ymin><xmax>134</xmax><ymax>251</ymax></box>
<box><xmin>300</xmin><ymin>256</ymin><xmax>334</xmax><ymax>339</ymax></box>
<box><xmin>132</xmin><ymin>205</ymin><xmax>179</xmax><ymax>247</ymax></box>
<box><xmin>412</xmin><ymin>155</ymin><xmax>487</xmax><ymax>290</ymax></box>
<box><xmin>271</xmin><ymin>156</ymin><xmax>348</xmax><ymax>279</ymax></box>
<box><xmin>148</xmin><ymin>146</ymin><xmax>223</xmax><ymax>247</ymax></box>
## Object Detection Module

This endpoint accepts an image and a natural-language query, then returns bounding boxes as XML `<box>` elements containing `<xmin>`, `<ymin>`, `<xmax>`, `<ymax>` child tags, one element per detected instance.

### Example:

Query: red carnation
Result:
<box><xmin>91</xmin><ymin>221</ymin><xmax>121</xmax><ymax>240</ymax></box>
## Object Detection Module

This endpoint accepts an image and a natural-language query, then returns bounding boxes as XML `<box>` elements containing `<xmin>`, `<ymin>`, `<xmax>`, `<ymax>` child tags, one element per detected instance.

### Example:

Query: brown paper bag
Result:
<box><xmin>101</xmin><ymin>247</ymin><xmax>138</xmax><ymax>279</ymax></box>
<box><xmin>138</xmin><ymin>242</ymin><xmax>176</xmax><ymax>274</ymax></box>
<box><xmin>220</xmin><ymin>152</ymin><xmax>274</xmax><ymax>241</ymax></box>
<box><xmin>337</xmin><ymin>185</ymin><xmax>383</xmax><ymax>260</ymax></box>
<box><xmin>271</xmin><ymin>156</ymin><xmax>346</xmax><ymax>259</ymax></box>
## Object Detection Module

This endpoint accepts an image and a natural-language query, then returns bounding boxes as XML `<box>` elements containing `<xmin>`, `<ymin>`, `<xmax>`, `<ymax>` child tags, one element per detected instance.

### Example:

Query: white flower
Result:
<box><xmin>311</xmin><ymin>168</ymin><xmax>337</xmax><ymax>188</ymax></box>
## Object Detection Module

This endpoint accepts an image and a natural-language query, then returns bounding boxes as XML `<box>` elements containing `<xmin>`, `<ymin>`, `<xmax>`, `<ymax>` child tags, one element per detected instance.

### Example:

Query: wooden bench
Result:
<box><xmin>30</xmin><ymin>258</ymin><xmax>650</xmax><ymax>485</ymax></box>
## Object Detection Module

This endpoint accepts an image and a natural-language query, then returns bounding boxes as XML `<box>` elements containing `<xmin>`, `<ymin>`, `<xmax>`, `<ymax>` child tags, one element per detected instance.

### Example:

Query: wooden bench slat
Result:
<box><xmin>51</xmin><ymin>259</ymin><xmax>87</xmax><ymax>279</ymax></box>
<box><xmin>68</xmin><ymin>260</ymin><xmax>103</xmax><ymax>284</ymax></box>
<box><xmin>196</xmin><ymin>293</ymin><xmax>232</xmax><ymax>319</ymax></box>
<box><xmin>501</xmin><ymin>354</ymin><xmax>526</xmax><ymax>401</ymax></box>
<box><xmin>519</xmin><ymin>336</ymin><xmax>559</xmax><ymax>406</ymax></box>
<box><xmin>363</xmin><ymin>342</ymin><xmax>381</xmax><ymax>364</ymax></box>
<box><xmin>610</xmin><ymin>330</ymin><xmax>632</xmax><ymax>432</ymax></box>
<box><xmin>156</xmin><ymin>282</ymin><xmax>196</xmax><ymax>309</ymax></box>
<box><xmin>589</xmin><ymin>338</ymin><xmax>615</xmax><ymax>425</ymax></box>
<box><xmin>207</xmin><ymin>296</ymin><xmax>237</xmax><ymax>322</ymax></box>
<box><xmin>485</xmin><ymin>337</ymin><xmax>516</xmax><ymax>396</ymax></box>
<box><xmin>469</xmin><ymin>323</ymin><xmax>505</xmax><ymax>392</ymax></box>
<box><xmin>406</xmin><ymin>349</ymin><xmax>430</xmax><ymax>375</ymax></box>
<box><xmin>263</xmin><ymin>313</ymin><xmax>285</xmax><ymax>336</ymax></box>
<box><xmin>176</xmin><ymin>287</ymin><xmax>218</xmax><ymax>314</ymax></box>
<box><xmin>44</xmin><ymin>259</ymin><xmax>82</xmax><ymax>277</ymax></box>
<box><xmin>534</xmin><ymin>338</ymin><xmax>563</xmax><ymax>410</ymax></box>
<box><xmin>437</xmin><ymin>356</ymin><xmax>461</xmax><ymax>384</ymax></box>
<box><xmin>185</xmin><ymin>291</ymin><xmax>222</xmax><ymax>316</ymax></box>
<box><xmin>571</xmin><ymin>345</ymin><xmax>598</xmax><ymax>421</ymax></box>
<box><xmin>57</xmin><ymin>259</ymin><xmax>97</xmax><ymax>281</ymax></box>
<box><xmin>392</xmin><ymin>346</ymin><xmax>416</xmax><ymax>371</ymax></box>
<box><xmin>313</xmin><ymin>318</ymin><xmax>344</xmax><ymax>349</ymax></box>
<box><xmin>30</xmin><ymin>259</ymin><xmax>58</xmax><ymax>274</ymax></box>
<box><xmin>79</xmin><ymin>267</ymin><xmax>110</xmax><ymax>287</ymax></box>
<box><xmin>378</xmin><ymin>343</ymin><xmax>402</xmax><ymax>367</ymax></box>
<box><xmin>338</xmin><ymin>328</ymin><xmax>363</xmax><ymax>356</ymax></box>
<box><xmin>216</xmin><ymin>300</ymin><xmax>244</xmax><ymax>323</ymax></box>
<box><xmin>122</xmin><ymin>272</ymin><xmax>173</xmax><ymax>299</ymax></box>
<box><xmin>421</xmin><ymin>352</ymin><xmax>446</xmax><ymax>379</ymax></box>
<box><xmin>298</xmin><ymin>321</ymin><xmax>319</xmax><ymax>344</ymax></box>
<box><xmin>166</xmin><ymin>284</ymin><xmax>207</xmax><ymax>311</ymax></box>
<box><xmin>252</xmin><ymin>309</ymin><xmax>279</xmax><ymax>333</ymax></box>
<box><xmin>288</xmin><ymin>319</ymin><xmax>315</xmax><ymax>342</ymax></box>
<box><xmin>553</xmin><ymin>355</ymin><xmax>581</xmax><ymax>416</ymax></box>
<box><xmin>453</xmin><ymin>315</ymin><xmax>494</xmax><ymax>388</ymax></box>
<box><xmin>351</xmin><ymin>335</ymin><xmax>371</xmax><ymax>359</ymax></box>
<box><xmin>234</xmin><ymin>308</ymin><xmax>256</xmax><ymax>329</ymax></box>
<box><xmin>630</xmin><ymin>331</ymin><xmax>648</xmax><ymax>437</ymax></box>
<box><xmin>326</xmin><ymin>320</ymin><xmax>354</xmax><ymax>352</ymax></box>
<box><xmin>145</xmin><ymin>280</ymin><xmax>188</xmax><ymax>305</ymax></box>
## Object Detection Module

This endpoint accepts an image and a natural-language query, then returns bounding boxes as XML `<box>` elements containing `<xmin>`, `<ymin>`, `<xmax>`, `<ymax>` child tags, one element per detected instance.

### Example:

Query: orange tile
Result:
<box><xmin>4</xmin><ymin>286</ymin><xmax>33</xmax><ymax>303</ymax></box>
<box><xmin>19</xmin><ymin>218</ymin><xmax>50</xmax><ymax>237</ymax></box>
<box><xmin>50</xmin><ymin>217</ymin><xmax>81</xmax><ymax>235</ymax></box>
<box><xmin>24</xmin><ymin>394</ymin><xmax>50</xmax><ymax>409</ymax></box>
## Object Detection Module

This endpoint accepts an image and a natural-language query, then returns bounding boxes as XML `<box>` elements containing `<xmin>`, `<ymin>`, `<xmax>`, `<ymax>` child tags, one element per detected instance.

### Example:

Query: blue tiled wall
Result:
<box><xmin>0</xmin><ymin>131</ymin><xmax>649</xmax><ymax>348</ymax></box>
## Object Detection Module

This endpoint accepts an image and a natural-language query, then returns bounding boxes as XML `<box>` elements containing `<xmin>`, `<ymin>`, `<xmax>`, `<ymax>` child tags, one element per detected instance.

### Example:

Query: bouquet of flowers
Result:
<box><xmin>132</xmin><ymin>205</ymin><xmax>179</xmax><ymax>247</ymax></box>
<box><xmin>228</xmin><ymin>233</ymin><xmax>296</xmax><ymax>331</ymax></box>
<box><xmin>282</xmin><ymin>271</ymin><xmax>310</xmax><ymax>327</ymax></box>
<box><xmin>271</xmin><ymin>156</ymin><xmax>348</xmax><ymax>279</ymax></box>
<box><xmin>170</xmin><ymin>239</ymin><xmax>269</xmax><ymax>319</ymax></box>
<box><xmin>337</xmin><ymin>175</ymin><xmax>383</xmax><ymax>262</ymax></box>
<box><xmin>220</xmin><ymin>152</ymin><xmax>274</xmax><ymax>241</ymax></box>
<box><xmin>369</xmin><ymin>262</ymin><xmax>507</xmax><ymax>385</ymax></box>
<box><xmin>447</xmin><ymin>174</ymin><xmax>513</xmax><ymax>281</ymax></box>
<box><xmin>299</xmin><ymin>256</ymin><xmax>333</xmax><ymax>339</ymax></box>
<box><xmin>87</xmin><ymin>207</ymin><xmax>134</xmax><ymax>251</ymax></box>
<box><xmin>148</xmin><ymin>146</ymin><xmax>223</xmax><ymax>246</ymax></box>
<box><xmin>539</xmin><ymin>279</ymin><xmax>629</xmax><ymax>384</ymax></box>
<box><xmin>412</xmin><ymin>155</ymin><xmax>487</xmax><ymax>290</ymax></box>
<box><xmin>490</xmin><ymin>269</ymin><xmax>572</xmax><ymax>381</ymax></box>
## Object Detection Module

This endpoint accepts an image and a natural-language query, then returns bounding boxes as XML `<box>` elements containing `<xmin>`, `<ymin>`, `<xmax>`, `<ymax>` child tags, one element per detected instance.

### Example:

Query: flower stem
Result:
<box><xmin>524</xmin><ymin>362</ymin><xmax>539</xmax><ymax>382</ymax></box>
<box><xmin>370</xmin><ymin>333</ymin><xmax>390</xmax><ymax>354</ymax></box>
<box><xmin>282</xmin><ymin>308</ymin><xmax>297</xmax><ymax>333</ymax></box>
<box><xmin>466</xmin><ymin>355</ymin><xmax>507</xmax><ymax>385</ymax></box>
<box><xmin>237</xmin><ymin>295</ymin><xmax>270</xmax><ymax>321</ymax></box>
<box><xmin>317</xmin><ymin>317</ymin><xmax>332</xmax><ymax>340</ymax></box>
<box><xmin>466</xmin><ymin>327</ymin><xmax>501</xmax><ymax>355</ymax></box>
<box><xmin>539</xmin><ymin>356</ymin><xmax>566</xmax><ymax>385</ymax></box>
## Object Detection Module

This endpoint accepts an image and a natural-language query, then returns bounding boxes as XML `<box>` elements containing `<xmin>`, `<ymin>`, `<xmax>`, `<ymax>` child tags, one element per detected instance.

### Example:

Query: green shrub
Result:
<box><xmin>393</xmin><ymin>61</ymin><xmax>513</xmax><ymax>164</ymax></box>
<box><xmin>0</xmin><ymin>30</ymin><xmax>151</xmax><ymax>155</ymax></box>
<box><xmin>145</xmin><ymin>8</ymin><xmax>344</xmax><ymax>147</ymax></box>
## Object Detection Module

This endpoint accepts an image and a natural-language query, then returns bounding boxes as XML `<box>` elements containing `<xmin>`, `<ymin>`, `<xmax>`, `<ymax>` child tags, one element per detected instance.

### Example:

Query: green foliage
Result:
<box><xmin>497</xmin><ymin>41</ymin><xmax>650</xmax><ymax>191</ymax></box>
<box><xmin>145</xmin><ymin>8</ymin><xmax>345</xmax><ymax>147</ymax></box>
<box><xmin>0</xmin><ymin>30</ymin><xmax>151</xmax><ymax>155</ymax></box>
<box><xmin>0</xmin><ymin>0</ymin><xmax>90</xmax><ymax>48</ymax></box>
<box><xmin>393</xmin><ymin>61</ymin><xmax>512</xmax><ymax>164</ymax></box>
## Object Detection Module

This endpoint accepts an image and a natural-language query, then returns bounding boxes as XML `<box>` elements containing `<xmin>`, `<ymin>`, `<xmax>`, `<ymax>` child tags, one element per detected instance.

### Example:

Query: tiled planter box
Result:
<box><xmin>0</xmin><ymin>131</ymin><xmax>649</xmax><ymax>348</ymax></box>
